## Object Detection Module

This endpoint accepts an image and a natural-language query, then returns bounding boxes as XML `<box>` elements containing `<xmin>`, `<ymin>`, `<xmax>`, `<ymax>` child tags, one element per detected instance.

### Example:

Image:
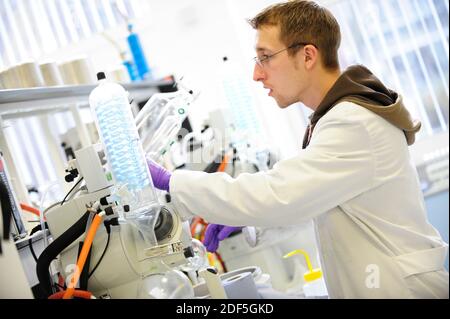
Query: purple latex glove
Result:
<box><xmin>203</xmin><ymin>224</ymin><xmax>243</xmax><ymax>253</ymax></box>
<box><xmin>147</xmin><ymin>159</ymin><xmax>171</xmax><ymax>192</ymax></box>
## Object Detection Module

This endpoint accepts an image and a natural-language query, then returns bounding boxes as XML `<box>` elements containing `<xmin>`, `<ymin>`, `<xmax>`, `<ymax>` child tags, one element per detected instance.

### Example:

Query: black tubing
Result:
<box><xmin>36</xmin><ymin>211</ymin><xmax>90</xmax><ymax>297</ymax></box>
<box><xmin>78</xmin><ymin>241</ymin><xmax>92</xmax><ymax>291</ymax></box>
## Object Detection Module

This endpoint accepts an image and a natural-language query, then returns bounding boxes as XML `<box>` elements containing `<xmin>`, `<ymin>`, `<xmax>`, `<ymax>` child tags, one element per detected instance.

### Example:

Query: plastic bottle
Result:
<box><xmin>120</xmin><ymin>51</ymin><xmax>140</xmax><ymax>82</ymax></box>
<box><xmin>89</xmin><ymin>72</ymin><xmax>160</xmax><ymax>245</ymax></box>
<box><xmin>284</xmin><ymin>249</ymin><xmax>328</xmax><ymax>298</ymax></box>
<box><xmin>302</xmin><ymin>277</ymin><xmax>328</xmax><ymax>298</ymax></box>
<box><xmin>127</xmin><ymin>24</ymin><xmax>151</xmax><ymax>80</ymax></box>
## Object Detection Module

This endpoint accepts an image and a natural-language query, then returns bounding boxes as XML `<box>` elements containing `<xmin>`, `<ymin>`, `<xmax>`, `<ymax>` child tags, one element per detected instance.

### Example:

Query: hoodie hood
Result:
<box><xmin>303</xmin><ymin>65</ymin><xmax>421</xmax><ymax>148</ymax></box>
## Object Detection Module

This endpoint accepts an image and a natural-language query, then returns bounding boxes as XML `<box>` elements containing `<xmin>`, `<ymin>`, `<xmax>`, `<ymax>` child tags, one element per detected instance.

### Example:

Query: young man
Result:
<box><xmin>148</xmin><ymin>0</ymin><xmax>448</xmax><ymax>298</ymax></box>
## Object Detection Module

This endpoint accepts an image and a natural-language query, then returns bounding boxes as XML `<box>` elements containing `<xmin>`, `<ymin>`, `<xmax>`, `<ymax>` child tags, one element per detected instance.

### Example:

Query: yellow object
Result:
<box><xmin>284</xmin><ymin>249</ymin><xmax>322</xmax><ymax>283</ymax></box>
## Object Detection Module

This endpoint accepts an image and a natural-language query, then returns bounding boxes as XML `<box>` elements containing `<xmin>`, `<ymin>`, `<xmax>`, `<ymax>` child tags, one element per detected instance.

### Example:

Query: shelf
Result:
<box><xmin>0</xmin><ymin>78</ymin><xmax>175</xmax><ymax>120</ymax></box>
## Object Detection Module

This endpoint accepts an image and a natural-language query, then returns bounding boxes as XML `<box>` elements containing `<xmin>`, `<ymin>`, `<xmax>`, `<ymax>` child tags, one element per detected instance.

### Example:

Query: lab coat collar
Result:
<box><xmin>302</xmin><ymin>65</ymin><xmax>421</xmax><ymax>148</ymax></box>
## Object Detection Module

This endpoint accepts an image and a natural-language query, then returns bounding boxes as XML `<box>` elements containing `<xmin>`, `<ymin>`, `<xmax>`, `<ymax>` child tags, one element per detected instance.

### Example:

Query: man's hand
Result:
<box><xmin>203</xmin><ymin>224</ymin><xmax>243</xmax><ymax>253</ymax></box>
<box><xmin>147</xmin><ymin>159</ymin><xmax>171</xmax><ymax>192</ymax></box>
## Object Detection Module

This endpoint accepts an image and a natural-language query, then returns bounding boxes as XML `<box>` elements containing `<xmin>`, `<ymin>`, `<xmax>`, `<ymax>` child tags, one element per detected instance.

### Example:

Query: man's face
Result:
<box><xmin>253</xmin><ymin>25</ymin><xmax>308</xmax><ymax>108</ymax></box>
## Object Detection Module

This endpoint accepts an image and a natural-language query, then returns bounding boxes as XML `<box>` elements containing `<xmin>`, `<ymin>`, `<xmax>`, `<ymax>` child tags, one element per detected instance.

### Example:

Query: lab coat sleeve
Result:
<box><xmin>243</xmin><ymin>224</ymin><xmax>313</xmax><ymax>248</ymax></box>
<box><xmin>170</xmin><ymin>108</ymin><xmax>377</xmax><ymax>227</ymax></box>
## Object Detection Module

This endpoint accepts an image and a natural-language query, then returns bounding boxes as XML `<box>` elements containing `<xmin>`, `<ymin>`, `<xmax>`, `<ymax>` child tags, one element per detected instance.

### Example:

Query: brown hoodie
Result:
<box><xmin>302</xmin><ymin>65</ymin><xmax>421</xmax><ymax>149</ymax></box>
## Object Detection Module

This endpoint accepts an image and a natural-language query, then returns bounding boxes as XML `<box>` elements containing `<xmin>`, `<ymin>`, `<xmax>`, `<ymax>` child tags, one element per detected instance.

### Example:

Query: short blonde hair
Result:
<box><xmin>248</xmin><ymin>0</ymin><xmax>341</xmax><ymax>70</ymax></box>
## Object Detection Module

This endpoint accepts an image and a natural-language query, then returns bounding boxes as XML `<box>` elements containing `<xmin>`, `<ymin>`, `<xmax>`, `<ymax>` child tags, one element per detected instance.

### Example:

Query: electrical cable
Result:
<box><xmin>30</xmin><ymin>222</ymin><xmax>48</xmax><ymax>236</ymax></box>
<box><xmin>88</xmin><ymin>231</ymin><xmax>110</xmax><ymax>278</ymax></box>
<box><xmin>40</xmin><ymin>202</ymin><xmax>60</xmax><ymax>216</ymax></box>
<box><xmin>28</xmin><ymin>222</ymin><xmax>48</xmax><ymax>263</ymax></box>
<box><xmin>63</xmin><ymin>212</ymin><xmax>104</xmax><ymax>299</ymax></box>
<box><xmin>60</xmin><ymin>177</ymin><xmax>83</xmax><ymax>206</ymax></box>
<box><xmin>67</xmin><ymin>187</ymin><xmax>85</xmax><ymax>201</ymax></box>
<box><xmin>88</xmin><ymin>218</ymin><xmax>118</xmax><ymax>279</ymax></box>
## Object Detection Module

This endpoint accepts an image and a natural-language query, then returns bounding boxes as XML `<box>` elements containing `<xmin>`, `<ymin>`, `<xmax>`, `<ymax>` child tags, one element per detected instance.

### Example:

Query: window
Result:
<box><xmin>0</xmin><ymin>0</ymin><xmax>139</xmax><ymax>69</ymax></box>
<box><xmin>327</xmin><ymin>0</ymin><xmax>449</xmax><ymax>138</ymax></box>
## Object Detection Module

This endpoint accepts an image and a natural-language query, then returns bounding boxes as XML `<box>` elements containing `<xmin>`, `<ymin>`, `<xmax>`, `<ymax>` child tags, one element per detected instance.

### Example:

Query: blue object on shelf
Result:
<box><xmin>127</xmin><ymin>24</ymin><xmax>151</xmax><ymax>80</ymax></box>
<box><xmin>123</xmin><ymin>60</ymin><xmax>140</xmax><ymax>82</ymax></box>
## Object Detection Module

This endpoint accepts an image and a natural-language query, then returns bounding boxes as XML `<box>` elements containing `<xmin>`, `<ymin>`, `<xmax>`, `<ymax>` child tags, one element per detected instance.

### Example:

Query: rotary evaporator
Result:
<box><xmin>37</xmin><ymin>72</ymin><xmax>199</xmax><ymax>299</ymax></box>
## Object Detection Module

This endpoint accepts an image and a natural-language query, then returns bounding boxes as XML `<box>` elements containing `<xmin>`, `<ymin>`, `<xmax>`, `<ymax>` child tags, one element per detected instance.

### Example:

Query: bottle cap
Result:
<box><xmin>284</xmin><ymin>249</ymin><xmax>323</xmax><ymax>283</ymax></box>
<box><xmin>97</xmin><ymin>72</ymin><xmax>106</xmax><ymax>80</ymax></box>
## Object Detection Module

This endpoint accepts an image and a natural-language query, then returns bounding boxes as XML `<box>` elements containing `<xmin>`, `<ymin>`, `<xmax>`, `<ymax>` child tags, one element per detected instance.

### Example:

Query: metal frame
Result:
<box><xmin>0</xmin><ymin>78</ymin><xmax>174</xmax><ymax>205</ymax></box>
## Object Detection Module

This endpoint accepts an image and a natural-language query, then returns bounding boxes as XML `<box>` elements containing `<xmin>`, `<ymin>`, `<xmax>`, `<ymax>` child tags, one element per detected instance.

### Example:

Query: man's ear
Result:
<box><xmin>303</xmin><ymin>45</ymin><xmax>318</xmax><ymax>70</ymax></box>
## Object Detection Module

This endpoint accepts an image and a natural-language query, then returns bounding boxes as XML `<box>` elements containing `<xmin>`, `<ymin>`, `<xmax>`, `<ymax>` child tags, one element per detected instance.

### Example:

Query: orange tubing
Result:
<box><xmin>190</xmin><ymin>217</ymin><xmax>200</xmax><ymax>236</ymax></box>
<box><xmin>190</xmin><ymin>217</ymin><xmax>207</xmax><ymax>238</ymax></box>
<box><xmin>63</xmin><ymin>213</ymin><xmax>104</xmax><ymax>299</ymax></box>
<box><xmin>49</xmin><ymin>289</ymin><xmax>92</xmax><ymax>299</ymax></box>
<box><xmin>20</xmin><ymin>203</ymin><xmax>41</xmax><ymax>218</ymax></box>
<box><xmin>217</xmin><ymin>154</ymin><xmax>229</xmax><ymax>172</ymax></box>
<box><xmin>214</xmin><ymin>251</ymin><xmax>228</xmax><ymax>273</ymax></box>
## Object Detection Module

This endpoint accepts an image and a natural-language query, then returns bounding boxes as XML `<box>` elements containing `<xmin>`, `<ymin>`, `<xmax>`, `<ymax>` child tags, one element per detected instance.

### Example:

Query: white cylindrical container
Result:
<box><xmin>18</xmin><ymin>61</ymin><xmax>45</xmax><ymax>88</ymax></box>
<box><xmin>59</xmin><ymin>61</ymin><xmax>77</xmax><ymax>85</ymax></box>
<box><xmin>40</xmin><ymin>62</ymin><xmax>64</xmax><ymax>86</ymax></box>
<box><xmin>71</xmin><ymin>57</ymin><xmax>95</xmax><ymax>84</ymax></box>
<box><xmin>108</xmin><ymin>65</ymin><xmax>130</xmax><ymax>84</ymax></box>
<box><xmin>0</xmin><ymin>69</ymin><xmax>5</xmax><ymax>89</ymax></box>
<box><xmin>222</xmin><ymin>272</ymin><xmax>260</xmax><ymax>299</ymax></box>
<box><xmin>89</xmin><ymin>71</ymin><xmax>160</xmax><ymax>246</ymax></box>
<box><xmin>2</xmin><ymin>68</ymin><xmax>13</xmax><ymax>89</ymax></box>
<box><xmin>5</xmin><ymin>65</ymin><xmax>23</xmax><ymax>88</ymax></box>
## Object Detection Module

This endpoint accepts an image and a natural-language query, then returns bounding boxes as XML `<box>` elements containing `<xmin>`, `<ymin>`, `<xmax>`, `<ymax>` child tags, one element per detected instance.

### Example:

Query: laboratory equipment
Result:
<box><xmin>1</xmin><ymin>74</ymin><xmax>272</xmax><ymax>299</ymax></box>
<box><xmin>127</xmin><ymin>24</ymin><xmax>151</xmax><ymax>80</ymax></box>
<box><xmin>40</xmin><ymin>143</ymin><xmax>195</xmax><ymax>298</ymax></box>
<box><xmin>284</xmin><ymin>249</ymin><xmax>328</xmax><ymax>298</ymax></box>
<box><xmin>101</xmin><ymin>32</ymin><xmax>139</xmax><ymax>82</ymax></box>
<box><xmin>217</xmin><ymin>223</ymin><xmax>322</xmax><ymax>294</ymax></box>
<box><xmin>198</xmin><ymin>267</ymin><xmax>228</xmax><ymax>299</ymax></box>
<box><xmin>193</xmin><ymin>266</ymin><xmax>269</xmax><ymax>299</ymax></box>
<box><xmin>135</xmin><ymin>88</ymin><xmax>196</xmax><ymax>160</ymax></box>
<box><xmin>89</xmin><ymin>72</ymin><xmax>160</xmax><ymax>246</ymax></box>
<box><xmin>138</xmin><ymin>269</ymin><xmax>194</xmax><ymax>299</ymax></box>
<box><xmin>34</xmin><ymin>74</ymin><xmax>198</xmax><ymax>298</ymax></box>
<box><xmin>121</xmin><ymin>51</ymin><xmax>139</xmax><ymax>82</ymax></box>
<box><xmin>38</xmin><ymin>126</ymin><xmax>270</xmax><ymax>299</ymax></box>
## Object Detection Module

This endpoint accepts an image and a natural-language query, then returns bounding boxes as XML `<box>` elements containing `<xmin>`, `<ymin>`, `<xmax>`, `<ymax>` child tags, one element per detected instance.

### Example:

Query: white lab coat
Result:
<box><xmin>170</xmin><ymin>102</ymin><xmax>449</xmax><ymax>298</ymax></box>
